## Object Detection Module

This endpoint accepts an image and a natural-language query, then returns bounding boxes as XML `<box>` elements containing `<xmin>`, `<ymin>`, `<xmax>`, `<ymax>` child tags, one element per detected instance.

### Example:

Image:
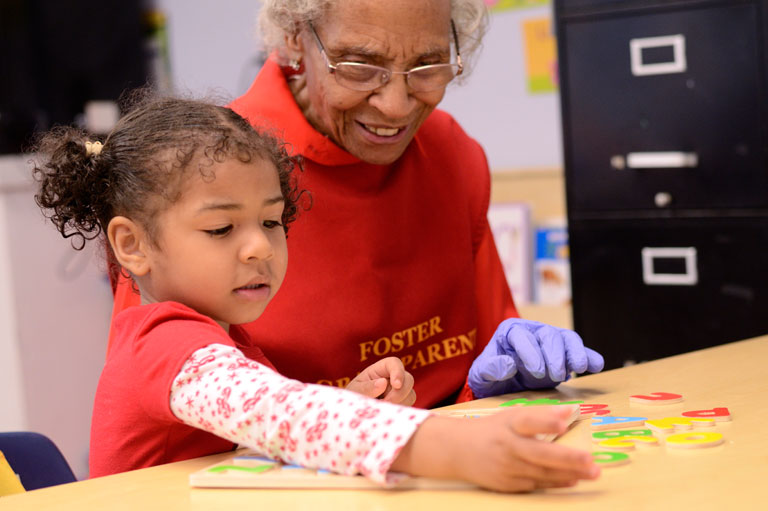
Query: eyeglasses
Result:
<box><xmin>307</xmin><ymin>20</ymin><xmax>463</xmax><ymax>93</ymax></box>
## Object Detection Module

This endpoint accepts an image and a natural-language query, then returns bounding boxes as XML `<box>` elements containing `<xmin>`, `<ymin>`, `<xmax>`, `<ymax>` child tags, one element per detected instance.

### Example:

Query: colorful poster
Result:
<box><xmin>485</xmin><ymin>0</ymin><xmax>550</xmax><ymax>13</ymax></box>
<box><xmin>522</xmin><ymin>17</ymin><xmax>558</xmax><ymax>94</ymax></box>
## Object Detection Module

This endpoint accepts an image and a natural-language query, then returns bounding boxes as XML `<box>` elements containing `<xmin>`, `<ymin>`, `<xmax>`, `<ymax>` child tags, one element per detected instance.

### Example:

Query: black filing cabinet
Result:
<box><xmin>555</xmin><ymin>0</ymin><xmax>768</xmax><ymax>369</ymax></box>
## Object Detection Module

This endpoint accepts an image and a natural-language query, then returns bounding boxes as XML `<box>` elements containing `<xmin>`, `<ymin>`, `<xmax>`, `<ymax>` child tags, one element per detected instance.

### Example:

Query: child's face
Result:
<box><xmin>140</xmin><ymin>157</ymin><xmax>288</xmax><ymax>327</ymax></box>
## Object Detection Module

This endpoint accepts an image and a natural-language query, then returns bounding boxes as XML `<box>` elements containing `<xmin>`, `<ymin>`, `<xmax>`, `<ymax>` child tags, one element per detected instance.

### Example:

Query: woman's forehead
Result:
<box><xmin>319</xmin><ymin>0</ymin><xmax>452</xmax><ymax>44</ymax></box>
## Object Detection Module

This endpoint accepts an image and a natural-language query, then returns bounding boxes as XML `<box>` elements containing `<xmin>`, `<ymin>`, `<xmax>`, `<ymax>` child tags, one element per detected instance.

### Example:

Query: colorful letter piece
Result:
<box><xmin>234</xmin><ymin>454</ymin><xmax>276</xmax><ymax>463</ymax></box>
<box><xmin>591</xmin><ymin>416</ymin><xmax>648</xmax><ymax>430</ymax></box>
<box><xmin>645</xmin><ymin>416</ymin><xmax>715</xmax><ymax>433</ymax></box>
<box><xmin>579</xmin><ymin>404</ymin><xmax>611</xmax><ymax>417</ymax></box>
<box><xmin>681</xmin><ymin>407</ymin><xmax>732</xmax><ymax>422</ymax></box>
<box><xmin>596</xmin><ymin>436</ymin><xmax>660</xmax><ymax>451</ymax></box>
<box><xmin>629</xmin><ymin>392</ymin><xmax>683</xmax><ymax>405</ymax></box>
<box><xmin>665</xmin><ymin>431</ymin><xmax>724</xmax><ymax>449</ymax></box>
<box><xmin>592</xmin><ymin>429</ymin><xmax>654</xmax><ymax>442</ymax></box>
<box><xmin>499</xmin><ymin>398</ymin><xmax>583</xmax><ymax>407</ymax></box>
<box><xmin>591</xmin><ymin>451</ymin><xmax>631</xmax><ymax>467</ymax></box>
<box><xmin>208</xmin><ymin>464</ymin><xmax>275</xmax><ymax>474</ymax></box>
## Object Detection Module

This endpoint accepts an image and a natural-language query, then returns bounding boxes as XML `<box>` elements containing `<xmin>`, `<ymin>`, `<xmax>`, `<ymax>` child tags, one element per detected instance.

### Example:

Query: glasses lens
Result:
<box><xmin>408</xmin><ymin>64</ymin><xmax>460</xmax><ymax>92</ymax></box>
<box><xmin>334</xmin><ymin>63</ymin><xmax>389</xmax><ymax>91</ymax></box>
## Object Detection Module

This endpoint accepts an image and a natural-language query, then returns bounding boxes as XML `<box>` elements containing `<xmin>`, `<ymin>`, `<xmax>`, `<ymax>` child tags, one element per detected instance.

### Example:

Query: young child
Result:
<box><xmin>33</xmin><ymin>95</ymin><xmax>599</xmax><ymax>492</ymax></box>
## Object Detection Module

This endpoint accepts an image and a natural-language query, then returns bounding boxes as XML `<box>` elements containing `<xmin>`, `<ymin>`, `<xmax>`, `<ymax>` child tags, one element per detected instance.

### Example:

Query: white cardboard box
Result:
<box><xmin>488</xmin><ymin>202</ymin><xmax>533</xmax><ymax>305</ymax></box>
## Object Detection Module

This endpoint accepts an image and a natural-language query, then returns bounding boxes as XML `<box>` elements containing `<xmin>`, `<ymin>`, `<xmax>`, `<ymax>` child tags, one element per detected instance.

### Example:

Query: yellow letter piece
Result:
<box><xmin>597</xmin><ymin>436</ymin><xmax>660</xmax><ymax>451</ymax></box>
<box><xmin>665</xmin><ymin>432</ymin><xmax>724</xmax><ymax>449</ymax></box>
<box><xmin>645</xmin><ymin>416</ymin><xmax>715</xmax><ymax>433</ymax></box>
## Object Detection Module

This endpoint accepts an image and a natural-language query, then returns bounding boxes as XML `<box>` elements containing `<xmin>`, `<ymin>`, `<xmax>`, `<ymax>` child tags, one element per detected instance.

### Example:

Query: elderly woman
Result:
<box><xmin>111</xmin><ymin>0</ymin><xmax>603</xmax><ymax>406</ymax></box>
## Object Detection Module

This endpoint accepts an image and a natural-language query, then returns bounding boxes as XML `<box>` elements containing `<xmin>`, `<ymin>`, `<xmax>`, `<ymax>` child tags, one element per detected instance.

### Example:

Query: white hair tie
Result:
<box><xmin>85</xmin><ymin>141</ymin><xmax>103</xmax><ymax>157</ymax></box>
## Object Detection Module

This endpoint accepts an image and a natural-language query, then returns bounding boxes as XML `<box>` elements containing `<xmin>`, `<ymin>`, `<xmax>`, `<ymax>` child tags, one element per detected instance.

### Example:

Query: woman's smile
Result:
<box><xmin>357</xmin><ymin>121</ymin><xmax>409</xmax><ymax>144</ymax></box>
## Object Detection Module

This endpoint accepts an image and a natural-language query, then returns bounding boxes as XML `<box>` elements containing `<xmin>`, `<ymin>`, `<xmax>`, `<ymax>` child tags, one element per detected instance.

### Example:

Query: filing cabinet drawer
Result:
<box><xmin>568</xmin><ymin>217</ymin><xmax>768</xmax><ymax>369</ymax></box>
<box><xmin>558</xmin><ymin>1</ymin><xmax>768</xmax><ymax>213</ymax></box>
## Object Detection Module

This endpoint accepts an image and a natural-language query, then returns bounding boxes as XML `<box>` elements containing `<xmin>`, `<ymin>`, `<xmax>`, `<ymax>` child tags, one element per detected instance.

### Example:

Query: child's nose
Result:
<box><xmin>239</xmin><ymin>229</ymin><xmax>274</xmax><ymax>262</ymax></box>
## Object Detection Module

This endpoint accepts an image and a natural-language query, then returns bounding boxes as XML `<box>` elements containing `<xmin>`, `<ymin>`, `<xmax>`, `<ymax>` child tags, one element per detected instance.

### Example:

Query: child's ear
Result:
<box><xmin>107</xmin><ymin>216</ymin><xmax>151</xmax><ymax>277</ymax></box>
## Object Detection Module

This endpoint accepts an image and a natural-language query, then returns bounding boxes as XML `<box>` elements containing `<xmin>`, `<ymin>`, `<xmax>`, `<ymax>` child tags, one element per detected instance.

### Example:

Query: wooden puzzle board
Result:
<box><xmin>189</xmin><ymin>451</ymin><xmax>475</xmax><ymax>490</ymax></box>
<box><xmin>189</xmin><ymin>404</ymin><xmax>579</xmax><ymax>490</ymax></box>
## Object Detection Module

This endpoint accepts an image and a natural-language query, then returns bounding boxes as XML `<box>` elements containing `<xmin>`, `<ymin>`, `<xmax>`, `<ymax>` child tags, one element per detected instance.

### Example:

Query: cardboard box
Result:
<box><xmin>488</xmin><ymin>202</ymin><xmax>533</xmax><ymax>304</ymax></box>
<box><xmin>534</xmin><ymin>222</ymin><xmax>571</xmax><ymax>305</ymax></box>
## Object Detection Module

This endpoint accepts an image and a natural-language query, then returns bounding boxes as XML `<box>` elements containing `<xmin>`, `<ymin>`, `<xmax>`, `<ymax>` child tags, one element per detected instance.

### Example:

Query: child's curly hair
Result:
<box><xmin>32</xmin><ymin>93</ymin><xmax>304</xmax><ymax>283</ymax></box>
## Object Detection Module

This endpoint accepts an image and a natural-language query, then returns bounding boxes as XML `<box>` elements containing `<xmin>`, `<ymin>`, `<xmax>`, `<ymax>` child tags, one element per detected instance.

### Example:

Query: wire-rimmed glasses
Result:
<box><xmin>307</xmin><ymin>20</ymin><xmax>463</xmax><ymax>92</ymax></box>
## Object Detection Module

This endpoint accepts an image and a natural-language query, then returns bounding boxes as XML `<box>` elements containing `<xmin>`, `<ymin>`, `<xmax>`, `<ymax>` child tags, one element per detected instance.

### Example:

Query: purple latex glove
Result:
<box><xmin>468</xmin><ymin>318</ymin><xmax>604</xmax><ymax>399</ymax></box>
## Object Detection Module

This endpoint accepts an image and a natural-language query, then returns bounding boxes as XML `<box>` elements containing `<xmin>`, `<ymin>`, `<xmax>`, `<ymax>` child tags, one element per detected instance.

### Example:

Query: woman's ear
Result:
<box><xmin>284</xmin><ymin>26</ymin><xmax>305</xmax><ymax>54</ymax></box>
<box><xmin>107</xmin><ymin>216</ymin><xmax>151</xmax><ymax>277</ymax></box>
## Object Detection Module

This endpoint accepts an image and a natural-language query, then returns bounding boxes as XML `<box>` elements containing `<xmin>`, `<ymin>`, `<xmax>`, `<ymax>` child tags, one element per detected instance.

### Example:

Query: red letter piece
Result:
<box><xmin>681</xmin><ymin>407</ymin><xmax>731</xmax><ymax>422</ymax></box>
<box><xmin>579</xmin><ymin>404</ymin><xmax>611</xmax><ymax>417</ymax></box>
<box><xmin>629</xmin><ymin>392</ymin><xmax>683</xmax><ymax>405</ymax></box>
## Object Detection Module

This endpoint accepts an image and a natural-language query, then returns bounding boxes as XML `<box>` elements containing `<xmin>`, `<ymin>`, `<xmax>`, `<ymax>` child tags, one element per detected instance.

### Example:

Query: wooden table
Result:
<box><xmin>4</xmin><ymin>336</ymin><xmax>767</xmax><ymax>510</ymax></box>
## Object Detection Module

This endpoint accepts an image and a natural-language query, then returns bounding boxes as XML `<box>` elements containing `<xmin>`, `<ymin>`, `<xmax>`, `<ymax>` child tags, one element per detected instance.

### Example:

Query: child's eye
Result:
<box><xmin>204</xmin><ymin>225</ymin><xmax>233</xmax><ymax>237</ymax></box>
<box><xmin>263</xmin><ymin>220</ymin><xmax>283</xmax><ymax>229</ymax></box>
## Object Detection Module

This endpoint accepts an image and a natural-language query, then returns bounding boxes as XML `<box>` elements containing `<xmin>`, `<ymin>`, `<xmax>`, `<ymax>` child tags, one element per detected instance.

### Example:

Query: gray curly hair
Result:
<box><xmin>257</xmin><ymin>0</ymin><xmax>488</xmax><ymax>77</ymax></box>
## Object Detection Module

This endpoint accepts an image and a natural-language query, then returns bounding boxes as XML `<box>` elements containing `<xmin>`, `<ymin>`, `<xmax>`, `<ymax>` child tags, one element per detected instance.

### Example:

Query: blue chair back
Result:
<box><xmin>0</xmin><ymin>432</ymin><xmax>76</xmax><ymax>490</ymax></box>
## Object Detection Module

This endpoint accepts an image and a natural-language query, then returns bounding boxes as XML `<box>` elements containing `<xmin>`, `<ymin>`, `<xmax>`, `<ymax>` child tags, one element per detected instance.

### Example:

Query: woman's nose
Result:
<box><xmin>239</xmin><ymin>229</ymin><xmax>274</xmax><ymax>262</ymax></box>
<box><xmin>368</xmin><ymin>74</ymin><xmax>414</xmax><ymax>118</ymax></box>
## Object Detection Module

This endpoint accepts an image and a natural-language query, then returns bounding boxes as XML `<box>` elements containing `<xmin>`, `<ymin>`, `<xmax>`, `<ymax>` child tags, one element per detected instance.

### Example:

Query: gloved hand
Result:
<box><xmin>468</xmin><ymin>318</ymin><xmax>604</xmax><ymax>399</ymax></box>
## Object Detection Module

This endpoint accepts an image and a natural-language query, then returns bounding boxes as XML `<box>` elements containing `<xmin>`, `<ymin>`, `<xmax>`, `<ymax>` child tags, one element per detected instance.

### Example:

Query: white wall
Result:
<box><xmin>0</xmin><ymin>163</ymin><xmax>26</xmax><ymax>432</ymax></box>
<box><xmin>158</xmin><ymin>0</ymin><xmax>264</xmax><ymax>99</ymax></box>
<box><xmin>0</xmin><ymin>155</ymin><xmax>112</xmax><ymax>480</ymax></box>
<box><xmin>440</xmin><ymin>5</ymin><xmax>562</xmax><ymax>170</ymax></box>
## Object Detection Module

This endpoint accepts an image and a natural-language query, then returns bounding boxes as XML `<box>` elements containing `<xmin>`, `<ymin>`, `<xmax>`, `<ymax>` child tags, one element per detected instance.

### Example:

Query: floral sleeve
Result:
<box><xmin>169</xmin><ymin>344</ymin><xmax>430</xmax><ymax>485</ymax></box>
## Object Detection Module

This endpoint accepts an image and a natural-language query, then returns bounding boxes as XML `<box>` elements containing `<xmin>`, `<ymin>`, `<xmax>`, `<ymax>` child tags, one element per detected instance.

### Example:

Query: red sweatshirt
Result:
<box><xmin>109</xmin><ymin>59</ymin><xmax>517</xmax><ymax>407</ymax></box>
<box><xmin>90</xmin><ymin>302</ymin><xmax>275</xmax><ymax>477</ymax></box>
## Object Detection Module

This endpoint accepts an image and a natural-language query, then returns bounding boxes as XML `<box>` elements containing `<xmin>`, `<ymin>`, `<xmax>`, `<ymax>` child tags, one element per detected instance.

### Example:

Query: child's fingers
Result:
<box><xmin>485</xmin><ymin>477</ymin><xmax>537</xmax><ymax>493</ymax></box>
<box><xmin>534</xmin><ymin>478</ymin><xmax>579</xmax><ymax>490</ymax></box>
<box><xmin>480</xmin><ymin>450</ymin><xmax>597</xmax><ymax>492</ymax></box>
<box><xmin>380</xmin><ymin>372</ymin><xmax>415</xmax><ymax>404</ymax></box>
<box><xmin>479</xmin><ymin>476</ymin><xmax>577</xmax><ymax>493</ymax></box>
<box><xmin>504</xmin><ymin>405</ymin><xmax>577</xmax><ymax>437</ymax></box>
<box><xmin>474</xmin><ymin>458</ymin><xmax>589</xmax><ymax>493</ymax></box>
<box><xmin>507</xmin><ymin>454</ymin><xmax>599</xmax><ymax>482</ymax></box>
<box><xmin>511</xmin><ymin>437</ymin><xmax>598</xmax><ymax>475</ymax></box>
<box><xmin>380</xmin><ymin>357</ymin><xmax>406</xmax><ymax>389</ymax></box>
<box><xmin>350</xmin><ymin>377</ymin><xmax>389</xmax><ymax>398</ymax></box>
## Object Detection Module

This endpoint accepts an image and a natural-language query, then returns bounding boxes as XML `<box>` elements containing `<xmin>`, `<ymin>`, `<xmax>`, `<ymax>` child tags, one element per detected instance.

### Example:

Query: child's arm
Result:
<box><xmin>390</xmin><ymin>405</ymin><xmax>600</xmax><ymax>492</ymax></box>
<box><xmin>170</xmin><ymin>345</ymin><xmax>598</xmax><ymax>491</ymax></box>
<box><xmin>169</xmin><ymin>344</ymin><xmax>429</xmax><ymax>484</ymax></box>
<box><xmin>345</xmin><ymin>357</ymin><xmax>416</xmax><ymax>405</ymax></box>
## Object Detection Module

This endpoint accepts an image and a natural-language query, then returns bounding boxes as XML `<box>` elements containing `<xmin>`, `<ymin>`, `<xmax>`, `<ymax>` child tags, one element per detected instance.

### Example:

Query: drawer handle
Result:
<box><xmin>641</xmin><ymin>247</ymin><xmax>698</xmax><ymax>286</ymax></box>
<box><xmin>626</xmin><ymin>151</ymin><xmax>698</xmax><ymax>169</ymax></box>
<box><xmin>630</xmin><ymin>34</ymin><xmax>687</xmax><ymax>76</ymax></box>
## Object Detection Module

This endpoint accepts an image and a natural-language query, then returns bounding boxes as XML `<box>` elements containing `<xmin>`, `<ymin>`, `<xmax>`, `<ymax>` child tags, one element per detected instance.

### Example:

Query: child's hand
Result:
<box><xmin>346</xmin><ymin>357</ymin><xmax>416</xmax><ymax>406</ymax></box>
<box><xmin>391</xmin><ymin>405</ymin><xmax>600</xmax><ymax>492</ymax></box>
